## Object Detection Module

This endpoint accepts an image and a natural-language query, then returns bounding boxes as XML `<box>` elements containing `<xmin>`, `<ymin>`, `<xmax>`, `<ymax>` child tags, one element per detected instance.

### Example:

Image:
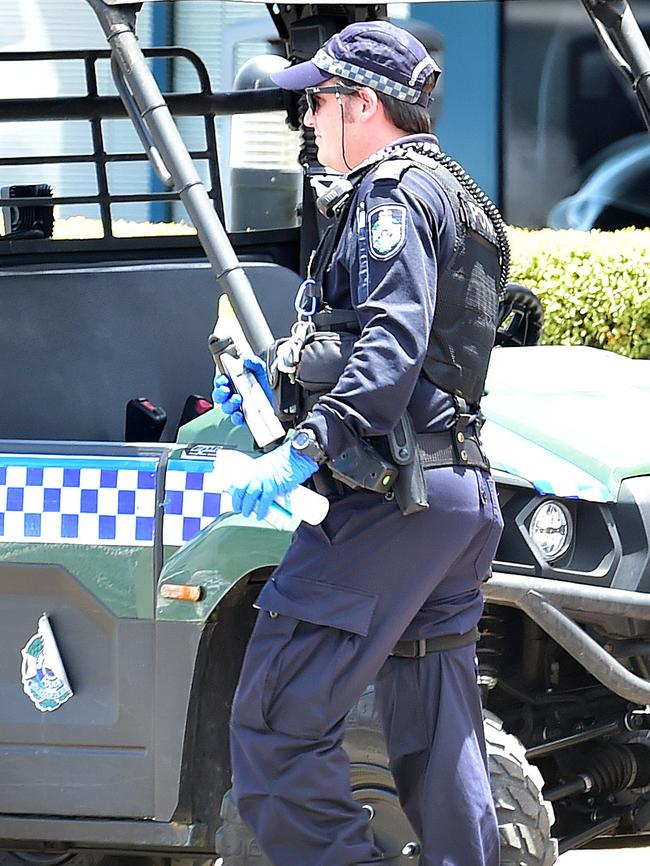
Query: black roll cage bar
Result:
<box><xmin>0</xmin><ymin>47</ymin><xmax>283</xmax><ymax>241</ymax></box>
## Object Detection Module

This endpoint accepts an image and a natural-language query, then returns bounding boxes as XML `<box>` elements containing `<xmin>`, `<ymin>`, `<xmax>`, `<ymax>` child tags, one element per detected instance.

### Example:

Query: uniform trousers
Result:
<box><xmin>230</xmin><ymin>465</ymin><xmax>503</xmax><ymax>866</ymax></box>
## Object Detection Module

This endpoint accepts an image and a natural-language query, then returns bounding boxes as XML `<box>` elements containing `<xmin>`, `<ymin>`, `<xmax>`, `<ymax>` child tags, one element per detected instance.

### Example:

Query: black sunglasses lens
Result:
<box><xmin>306</xmin><ymin>85</ymin><xmax>353</xmax><ymax>114</ymax></box>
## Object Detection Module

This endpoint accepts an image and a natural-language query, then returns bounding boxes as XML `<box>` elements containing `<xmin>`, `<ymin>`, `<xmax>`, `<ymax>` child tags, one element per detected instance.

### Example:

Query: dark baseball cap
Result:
<box><xmin>270</xmin><ymin>21</ymin><xmax>440</xmax><ymax>108</ymax></box>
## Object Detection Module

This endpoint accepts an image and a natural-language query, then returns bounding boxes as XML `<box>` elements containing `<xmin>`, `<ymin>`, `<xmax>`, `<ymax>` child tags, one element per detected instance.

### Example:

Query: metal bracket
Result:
<box><xmin>485</xmin><ymin>574</ymin><xmax>650</xmax><ymax>705</ymax></box>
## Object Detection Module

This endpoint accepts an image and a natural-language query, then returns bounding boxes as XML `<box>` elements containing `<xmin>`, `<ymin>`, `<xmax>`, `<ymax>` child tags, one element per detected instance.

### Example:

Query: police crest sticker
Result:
<box><xmin>21</xmin><ymin>614</ymin><xmax>73</xmax><ymax>712</ymax></box>
<box><xmin>368</xmin><ymin>205</ymin><xmax>407</xmax><ymax>260</ymax></box>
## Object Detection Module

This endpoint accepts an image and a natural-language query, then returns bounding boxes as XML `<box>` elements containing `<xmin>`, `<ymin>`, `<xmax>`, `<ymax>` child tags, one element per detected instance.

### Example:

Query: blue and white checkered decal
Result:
<box><xmin>0</xmin><ymin>453</ymin><xmax>232</xmax><ymax>548</ymax></box>
<box><xmin>0</xmin><ymin>455</ymin><xmax>158</xmax><ymax>546</ymax></box>
<box><xmin>162</xmin><ymin>457</ymin><xmax>230</xmax><ymax>548</ymax></box>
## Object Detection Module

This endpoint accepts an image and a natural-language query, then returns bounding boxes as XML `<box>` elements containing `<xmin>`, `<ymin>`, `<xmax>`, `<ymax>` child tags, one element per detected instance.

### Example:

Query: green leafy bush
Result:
<box><xmin>507</xmin><ymin>227</ymin><xmax>650</xmax><ymax>359</ymax></box>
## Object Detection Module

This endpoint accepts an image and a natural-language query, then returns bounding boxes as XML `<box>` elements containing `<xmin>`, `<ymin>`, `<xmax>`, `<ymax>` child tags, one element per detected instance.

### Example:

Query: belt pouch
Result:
<box><xmin>294</xmin><ymin>330</ymin><xmax>358</xmax><ymax>393</ymax></box>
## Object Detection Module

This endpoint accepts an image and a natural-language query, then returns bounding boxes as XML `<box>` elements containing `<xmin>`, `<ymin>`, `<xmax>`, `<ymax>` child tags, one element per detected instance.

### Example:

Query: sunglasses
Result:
<box><xmin>305</xmin><ymin>83</ymin><xmax>361</xmax><ymax>114</ymax></box>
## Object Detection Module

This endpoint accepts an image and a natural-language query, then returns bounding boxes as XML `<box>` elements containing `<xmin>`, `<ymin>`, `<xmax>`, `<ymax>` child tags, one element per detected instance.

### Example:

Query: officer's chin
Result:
<box><xmin>318</xmin><ymin>152</ymin><xmax>346</xmax><ymax>175</ymax></box>
<box><xmin>314</xmin><ymin>145</ymin><xmax>329</xmax><ymax>169</ymax></box>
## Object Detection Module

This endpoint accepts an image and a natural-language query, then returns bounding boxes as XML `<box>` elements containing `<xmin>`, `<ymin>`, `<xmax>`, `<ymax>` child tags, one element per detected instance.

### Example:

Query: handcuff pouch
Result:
<box><xmin>266</xmin><ymin>328</ymin><xmax>356</xmax><ymax>422</ymax></box>
<box><xmin>294</xmin><ymin>330</ymin><xmax>358</xmax><ymax>394</ymax></box>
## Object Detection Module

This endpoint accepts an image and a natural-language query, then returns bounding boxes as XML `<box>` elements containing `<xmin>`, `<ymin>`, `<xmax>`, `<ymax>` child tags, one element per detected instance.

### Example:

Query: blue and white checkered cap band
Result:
<box><xmin>313</xmin><ymin>48</ymin><xmax>425</xmax><ymax>104</ymax></box>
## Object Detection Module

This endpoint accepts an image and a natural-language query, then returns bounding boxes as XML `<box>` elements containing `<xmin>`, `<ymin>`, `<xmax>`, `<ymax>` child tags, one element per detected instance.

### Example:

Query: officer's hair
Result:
<box><xmin>335</xmin><ymin>75</ymin><xmax>434</xmax><ymax>135</ymax></box>
<box><xmin>376</xmin><ymin>91</ymin><xmax>432</xmax><ymax>135</ymax></box>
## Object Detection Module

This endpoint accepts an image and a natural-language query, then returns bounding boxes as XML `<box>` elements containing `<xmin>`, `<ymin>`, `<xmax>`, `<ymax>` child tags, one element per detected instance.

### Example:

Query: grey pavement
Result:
<box><xmin>558</xmin><ymin>842</ymin><xmax>650</xmax><ymax>864</ymax></box>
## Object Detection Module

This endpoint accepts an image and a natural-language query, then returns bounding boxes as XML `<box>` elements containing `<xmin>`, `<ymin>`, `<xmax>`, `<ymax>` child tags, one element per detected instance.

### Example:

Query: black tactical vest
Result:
<box><xmin>411</xmin><ymin>154</ymin><xmax>502</xmax><ymax>405</ymax></box>
<box><xmin>305</xmin><ymin>145</ymin><xmax>505</xmax><ymax>409</ymax></box>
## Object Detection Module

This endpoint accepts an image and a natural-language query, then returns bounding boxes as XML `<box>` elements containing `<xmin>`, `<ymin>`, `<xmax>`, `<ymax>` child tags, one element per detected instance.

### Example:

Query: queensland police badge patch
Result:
<box><xmin>368</xmin><ymin>205</ymin><xmax>407</xmax><ymax>260</ymax></box>
<box><xmin>20</xmin><ymin>614</ymin><xmax>73</xmax><ymax>712</ymax></box>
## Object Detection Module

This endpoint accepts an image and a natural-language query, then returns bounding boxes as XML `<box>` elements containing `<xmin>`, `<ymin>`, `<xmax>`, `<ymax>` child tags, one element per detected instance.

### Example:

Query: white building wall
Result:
<box><xmin>0</xmin><ymin>0</ymin><xmax>157</xmax><ymax>223</ymax></box>
<box><xmin>0</xmin><ymin>0</ymin><xmax>270</xmax><ymax>227</ymax></box>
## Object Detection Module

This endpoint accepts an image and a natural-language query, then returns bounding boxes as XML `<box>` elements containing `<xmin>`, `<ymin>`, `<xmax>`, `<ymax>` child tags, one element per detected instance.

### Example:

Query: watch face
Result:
<box><xmin>293</xmin><ymin>431</ymin><xmax>311</xmax><ymax>450</ymax></box>
<box><xmin>291</xmin><ymin>429</ymin><xmax>325</xmax><ymax>465</ymax></box>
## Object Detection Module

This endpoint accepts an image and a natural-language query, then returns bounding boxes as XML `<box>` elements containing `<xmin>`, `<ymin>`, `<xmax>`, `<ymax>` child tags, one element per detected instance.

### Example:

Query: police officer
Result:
<box><xmin>214</xmin><ymin>20</ymin><xmax>505</xmax><ymax>866</ymax></box>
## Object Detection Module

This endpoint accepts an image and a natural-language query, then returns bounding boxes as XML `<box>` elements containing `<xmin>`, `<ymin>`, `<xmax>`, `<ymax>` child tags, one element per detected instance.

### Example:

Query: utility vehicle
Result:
<box><xmin>1</xmin><ymin>2</ymin><xmax>649</xmax><ymax>865</ymax></box>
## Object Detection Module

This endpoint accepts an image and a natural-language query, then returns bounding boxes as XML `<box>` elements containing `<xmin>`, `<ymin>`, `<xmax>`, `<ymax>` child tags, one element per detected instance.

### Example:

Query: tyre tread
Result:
<box><xmin>485</xmin><ymin>712</ymin><xmax>558</xmax><ymax>866</ymax></box>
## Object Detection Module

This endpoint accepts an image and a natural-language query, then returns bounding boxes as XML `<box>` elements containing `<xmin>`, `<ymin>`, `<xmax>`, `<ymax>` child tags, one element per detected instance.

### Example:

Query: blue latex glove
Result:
<box><xmin>212</xmin><ymin>374</ymin><xmax>244</xmax><ymax>425</ymax></box>
<box><xmin>230</xmin><ymin>440</ymin><xmax>319</xmax><ymax>521</ymax></box>
<box><xmin>243</xmin><ymin>356</ymin><xmax>273</xmax><ymax>403</ymax></box>
<box><xmin>212</xmin><ymin>357</ymin><xmax>272</xmax><ymax>427</ymax></box>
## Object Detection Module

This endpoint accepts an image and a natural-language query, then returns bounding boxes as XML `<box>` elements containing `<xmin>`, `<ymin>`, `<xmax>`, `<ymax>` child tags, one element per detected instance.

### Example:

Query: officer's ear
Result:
<box><xmin>354</xmin><ymin>86</ymin><xmax>381</xmax><ymax>122</ymax></box>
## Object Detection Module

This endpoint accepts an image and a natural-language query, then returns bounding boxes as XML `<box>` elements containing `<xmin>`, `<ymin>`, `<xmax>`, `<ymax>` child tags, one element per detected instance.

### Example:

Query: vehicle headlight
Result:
<box><xmin>529</xmin><ymin>500</ymin><xmax>573</xmax><ymax>561</ymax></box>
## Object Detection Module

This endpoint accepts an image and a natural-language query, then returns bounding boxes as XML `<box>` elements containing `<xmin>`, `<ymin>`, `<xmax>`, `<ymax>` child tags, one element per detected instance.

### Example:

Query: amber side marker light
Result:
<box><xmin>160</xmin><ymin>584</ymin><xmax>203</xmax><ymax>602</ymax></box>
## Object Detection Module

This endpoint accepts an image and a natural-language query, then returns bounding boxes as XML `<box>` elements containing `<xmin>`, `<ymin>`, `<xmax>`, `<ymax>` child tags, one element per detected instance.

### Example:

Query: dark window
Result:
<box><xmin>502</xmin><ymin>0</ymin><xmax>650</xmax><ymax>229</ymax></box>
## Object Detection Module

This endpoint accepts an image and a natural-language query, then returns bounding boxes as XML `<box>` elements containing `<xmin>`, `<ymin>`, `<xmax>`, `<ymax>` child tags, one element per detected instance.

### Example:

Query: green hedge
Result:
<box><xmin>507</xmin><ymin>227</ymin><xmax>650</xmax><ymax>359</ymax></box>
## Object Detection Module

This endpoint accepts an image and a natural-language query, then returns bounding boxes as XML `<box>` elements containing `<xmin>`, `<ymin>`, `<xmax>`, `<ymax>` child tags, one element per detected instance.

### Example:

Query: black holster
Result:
<box><xmin>386</xmin><ymin>412</ymin><xmax>429</xmax><ymax>516</ymax></box>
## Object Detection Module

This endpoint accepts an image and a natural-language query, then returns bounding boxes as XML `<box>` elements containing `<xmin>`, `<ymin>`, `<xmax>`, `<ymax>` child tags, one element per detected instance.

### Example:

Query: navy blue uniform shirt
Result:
<box><xmin>304</xmin><ymin>134</ymin><xmax>459</xmax><ymax>460</ymax></box>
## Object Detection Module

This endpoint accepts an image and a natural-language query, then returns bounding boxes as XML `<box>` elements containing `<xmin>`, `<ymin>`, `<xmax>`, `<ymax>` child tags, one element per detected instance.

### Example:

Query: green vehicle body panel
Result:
<box><xmin>158</xmin><ymin>514</ymin><xmax>289</xmax><ymax>622</ymax></box>
<box><xmin>483</xmin><ymin>345</ymin><xmax>650</xmax><ymax>497</ymax></box>
<box><xmin>159</xmin><ymin>415</ymin><xmax>289</xmax><ymax>623</ymax></box>
<box><xmin>0</xmin><ymin>451</ymin><xmax>163</xmax><ymax>619</ymax></box>
<box><xmin>0</xmin><ymin>418</ymin><xmax>291</xmax><ymax>624</ymax></box>
<box><xmin>175</xmin><ymin>408</ymin><xmax>255</xmax><ymax>452</ymax></box>
<box><xmin>4</xmin><ymin>347</ymin><xmax>649</xmax><ymax>628</ymax></box>
<box><xmin>0</xmin><ymin>543</ymin><xmax>154</xmax><ymax>618</ymax></box>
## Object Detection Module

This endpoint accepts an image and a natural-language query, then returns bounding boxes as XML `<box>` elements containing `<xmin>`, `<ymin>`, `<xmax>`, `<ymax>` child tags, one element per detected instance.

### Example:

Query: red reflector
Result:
<box><xmin>195</xmin><ymin>399</ymin><xmax>213</xmax><ymax>414</ymax></box>
<box><xmin>160</xmin><ymin>584</ymin><xmax>203</xmax><ymax>602</ymax></box>
<box><xmin>140</xmin><ymin>399</ymin><xmax>156</xmax><ymax>412</ymax></box>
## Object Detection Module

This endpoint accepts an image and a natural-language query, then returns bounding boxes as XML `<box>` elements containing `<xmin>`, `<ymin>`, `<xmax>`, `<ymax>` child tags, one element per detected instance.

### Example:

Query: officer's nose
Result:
<box><xmin>303</xmin><ymin>106</ymin><xmax>315</xmax><ymax>128</ymax></box>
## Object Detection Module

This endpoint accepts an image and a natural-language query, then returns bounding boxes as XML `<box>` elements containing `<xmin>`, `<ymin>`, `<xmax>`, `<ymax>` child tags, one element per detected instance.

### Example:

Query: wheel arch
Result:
<box><xmin>171</xmin><ymin>565</ymin><xmax>274</xmax><ymax>835</ymax></box>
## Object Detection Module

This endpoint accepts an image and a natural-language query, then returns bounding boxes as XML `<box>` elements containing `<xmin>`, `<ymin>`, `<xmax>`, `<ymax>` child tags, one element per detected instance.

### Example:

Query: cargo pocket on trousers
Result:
<box><xmin>231</xmin><ymin>610</ymin><xmax>299</xmax><ymax>735</ymax></box>
<box><xmin>255</xmin><ymin>574</ymin><xmax>379</xmax><ymax>739</ymax></box>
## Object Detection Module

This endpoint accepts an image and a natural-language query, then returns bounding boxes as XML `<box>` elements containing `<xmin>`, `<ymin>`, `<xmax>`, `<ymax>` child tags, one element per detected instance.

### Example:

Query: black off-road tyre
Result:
<box><xmin>217</xmin><ymin>686</ymin><xmax>419</xmax><ymax>866</ymax></box>
<box><xmin>485</xmin><ymin>712</ymin><xmax>558</xmax><ymax>866</ymax></box>
<box><xmin>216</xmin><ymin>700</ymin><xmax>558</xmax><ymax>866</ymax></box>
<box><xmin>495</xmin><ymin>283</ymin><xmax>544</xmax><ymax>348</ymax></box>
<box><xmin>217</xmin><ymin>769</ymin><xmax>415</xmax><ymax>866</ymax></box>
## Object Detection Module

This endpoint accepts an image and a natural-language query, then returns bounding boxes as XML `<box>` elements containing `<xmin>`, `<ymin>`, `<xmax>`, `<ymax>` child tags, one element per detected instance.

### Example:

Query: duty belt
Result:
<box><xmin>417</xmin><ymin>430</ymin><xmax>489</xmax><ymax>471</ymax></box>
<box><xmin>313</xmin><ymin>429</ymin><xmax>490</xmax><ymax>498</ymax></box>
<box><xmin>391</xmin><ymin>625</ymin><xmax>480</xmax><ymax>658</ymax></box>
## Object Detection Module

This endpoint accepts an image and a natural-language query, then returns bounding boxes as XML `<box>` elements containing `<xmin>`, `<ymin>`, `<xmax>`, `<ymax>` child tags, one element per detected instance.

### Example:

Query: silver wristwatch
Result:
<box><xmin>290</xmin><ymin>428</ymin><xmax>328</xmax><ymax>465</ymax></box>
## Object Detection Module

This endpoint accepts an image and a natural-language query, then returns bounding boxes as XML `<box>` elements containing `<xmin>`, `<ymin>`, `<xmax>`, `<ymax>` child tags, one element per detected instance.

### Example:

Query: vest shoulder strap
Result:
<box><xmin>366</xmin><ymin>157</ymin><xmax>413</xmax><ymax>184</ymax></box>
